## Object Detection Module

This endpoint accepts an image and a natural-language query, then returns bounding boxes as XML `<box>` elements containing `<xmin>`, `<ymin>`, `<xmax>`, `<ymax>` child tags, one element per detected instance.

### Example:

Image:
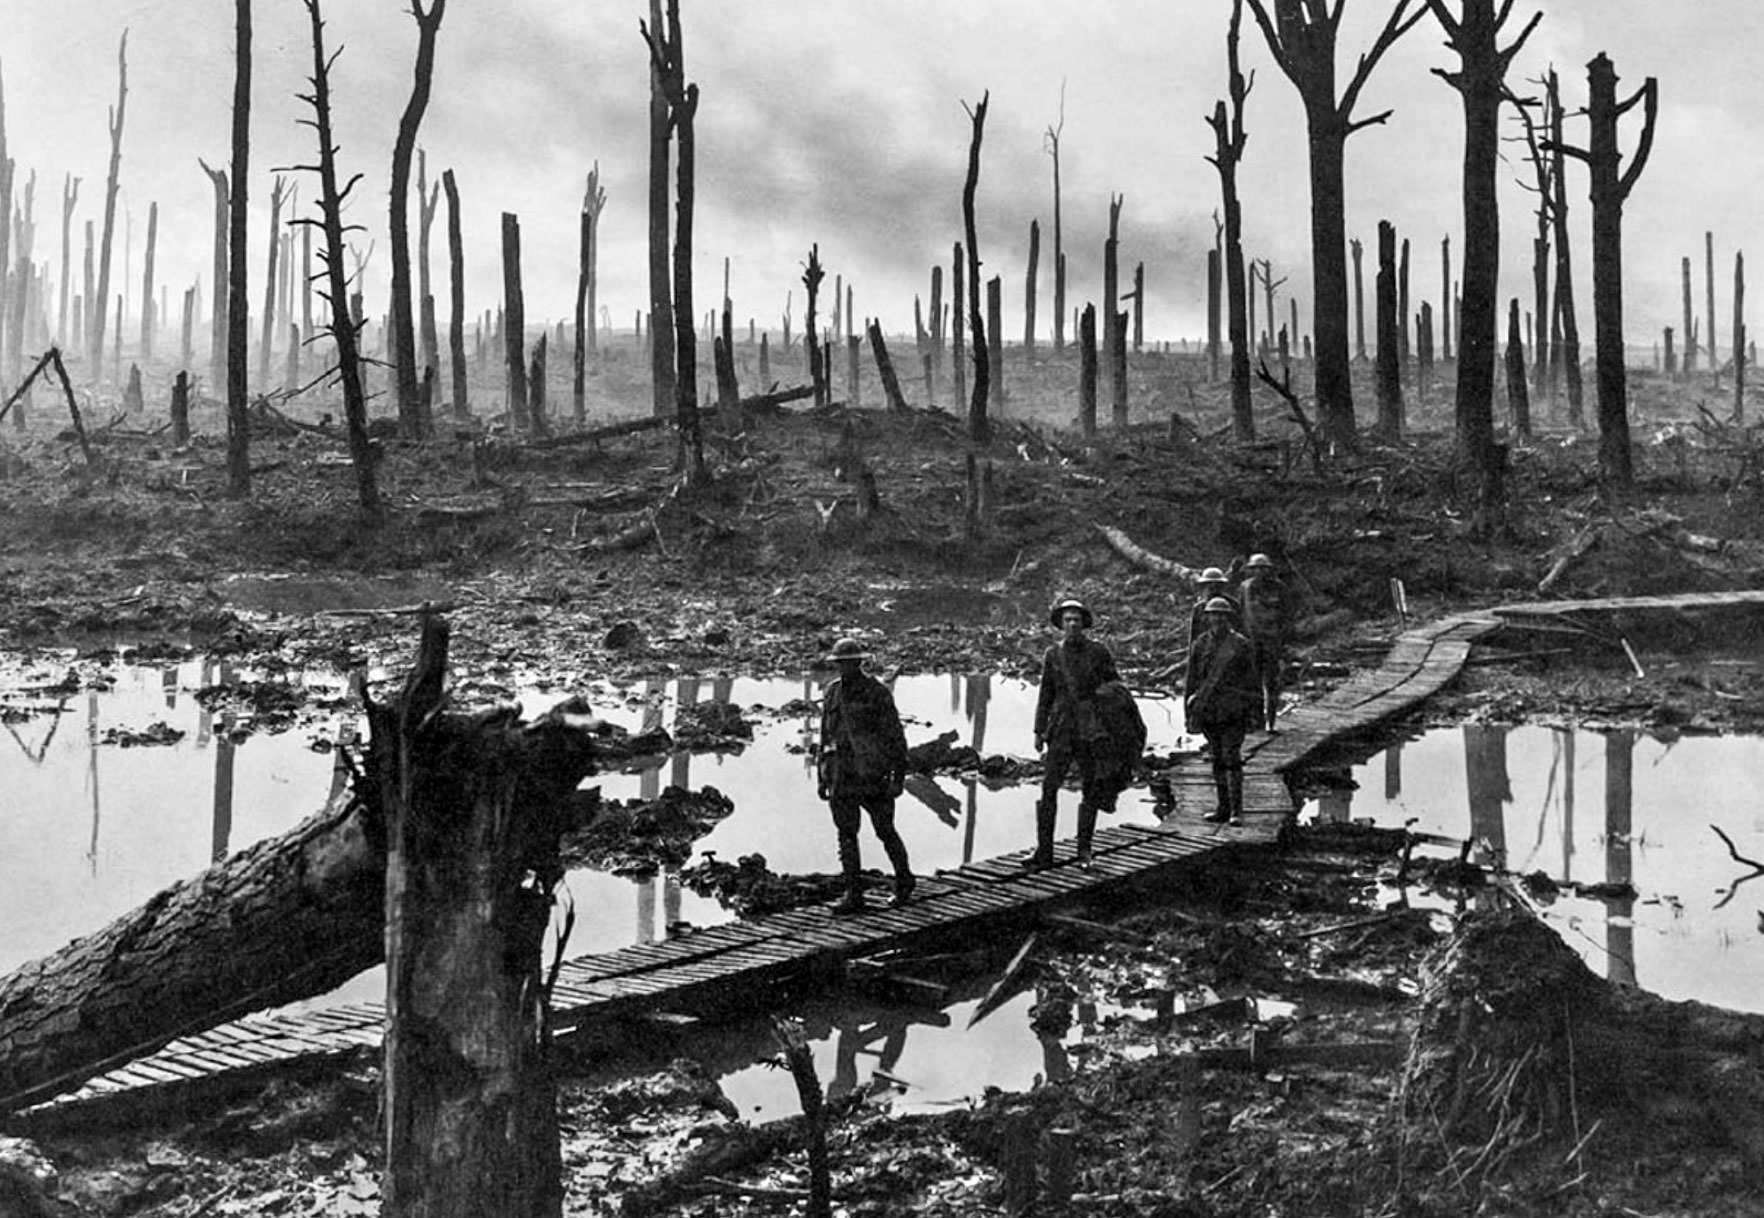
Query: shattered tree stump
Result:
<box><xmin>372</xmin><ymin>616</ymin><xmax>604</xmax><ymax>1218</ymax></box>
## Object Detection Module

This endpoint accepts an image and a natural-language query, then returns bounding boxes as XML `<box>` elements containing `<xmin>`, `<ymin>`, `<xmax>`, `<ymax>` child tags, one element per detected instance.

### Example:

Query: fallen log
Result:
<box><xmin>529</xmin><ymin>385</ymin><xmax>814</xmax><ymax>450</ymax></box>
<box><xmin>1537</xmin><ymin>524</ymin><xmax>1599</xmax><ymax>595</ymax></box>
<box><xmin>0</xmin><ymin>721</ymin><xmax>671</xmax><ymax>1113</ymax></box>
<box><xmin>1095</xmin><ymin>523</ymin><xmax>1198</xmax><ymax>583</ymax></box>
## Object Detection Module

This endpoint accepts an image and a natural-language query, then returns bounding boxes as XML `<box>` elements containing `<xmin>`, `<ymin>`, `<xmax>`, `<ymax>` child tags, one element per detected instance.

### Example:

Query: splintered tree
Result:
<box><xmin>90</xmin><ymin>33</ymin><xmax>128</xmax><ymax>378</ymax></box>
<box><xmin>574</xmin><ymin>162</ymin><xmax>607</xmax><ymax>419</ymax></box>
<box><xmin>802</xmin><ymin>244</ymin><xmax>826</xmax><ymax>407</ymax></box>
<box><xmin>643</xmin><ymin>0</ymin><xmax>706</xmax><ymax>483</ymax></box>
<box><xmin>1429</xmin><ymin>0</ymin><xmax>1541</xmax><ymax>518</ymax></box>
<box><xmin>1247</xmin><ymin>0</ymin><xmax>1426</xmax><ymax>446</ymax></box>
<box><xmin>1205</xmin><ymin>0</ymin><xmax>1256</xmax><ymax>440</ymax></box>
<box><xmin>644</xmin><ymin>0</ymin><xmax>676</xmax><ymax>418</ymax></box>
<box><xmin>961</xmin><ymin>91</ymin><xmax>990</xmax><ymax>442</ymax></box>
<box><xmin>199</xmin><ymin>160</ymin><xmax>228</xmax><ymax>390</ymax></box>
<box><xmin>58</xmin><ymin>174</ymin><xmax>78</xmax><ymax>345</ymax></box>
<box><xmin>257</xmin><ymin>175</ymin><xmax>286</xmax><ymax>391</ymax></box>
<box><xmin>293</xmin><ymin>0</ymin><xmax>378</xmax><ymax>515</ymax></box>
<box><xmin>1552</xmin><ymin>53</ymin><xmax>1657</xmax><ymax>489</ymax></box>
<box><xmin>1044</xmin><ymin>80</ymin><xmax>1067</xmax><ymax>354</ymax></box>
<box><xmin>443</xmin><ymin>168</ymin><xmax>467</xmax><ymax>418</ymax></box>
<box><xmin>389</xmin><ymin>0</ymin><xmax>445</xmax><ymax>439</ymax></box>
<box><xmin>417</xmin><ymin>149</ymin><xmax>441</xmax><ymax>385</ymax></box>
<box><xmin>140</xmin><ymin>201</ymin><xmax>157</xmax><ymax>360</ymax></box>
<box><xmin>502</xmin><ymin>213</ymin><xmax>527</xmax><ymax>426</ymax></box>
<box><xmin>1545</xmin><ymin>68</ymin><xmax>1584</xmax><ymax>423</ymax></box>
<box><xmin>1508</xmin><ymin>83</ymin><xmax>1553</xmax><ymax>401</ymax></box>
<box><xmin>225</xmin><ymin>3</ymin><xmax>251</xmax><ymax>496</ymax></box>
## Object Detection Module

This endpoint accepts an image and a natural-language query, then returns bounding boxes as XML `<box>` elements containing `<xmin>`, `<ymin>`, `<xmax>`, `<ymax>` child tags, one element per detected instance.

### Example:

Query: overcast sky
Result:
<box><xmin>7</xmin><ymin>0</ymin><xmax>1764</xmax><ymax>349</ymax></box>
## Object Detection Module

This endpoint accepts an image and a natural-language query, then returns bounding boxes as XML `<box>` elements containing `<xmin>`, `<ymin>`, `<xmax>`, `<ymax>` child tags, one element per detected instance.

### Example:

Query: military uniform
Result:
<box><xmin>1033</xmin><ymin>631</ymin><xmax>1122</xmax><ymax>867</ymax></box>
<box><xmin>1185</xmin><ymin>613</ymin><xmax>1261</xmax><ymax>822</ymax></box>
<box><xmin>1240</xmin><ymin>567</ymin><xmax>1291</xmax><ymax>731</ymax></box>
<box><xmin>819</xmin><ymin>665</ymin><xmax>913</xmax><ymax>910</ymax></box>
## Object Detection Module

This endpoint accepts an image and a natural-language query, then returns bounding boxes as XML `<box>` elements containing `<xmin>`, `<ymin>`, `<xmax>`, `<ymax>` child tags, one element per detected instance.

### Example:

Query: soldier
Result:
<box><xmin>1032</xmin><ymin>597</ymin><xmax>1122</xmax><ymax>869</ymax></box>
<box><xmin>1184</xmin><ymin>596</ymin><xmax>1261</xmax><ymax>824</ymax></box>
<box><xmin>817</xmin><ymin>637</ymin><xmax>914</xmax><ymax>914</ymax></box>
<box><xmin>1239</xmin><ymin>552</ymin><xmax>1291</xmax><ymax>732</ymax></box>
<box><xmin>1186</xmin><ymin>566</ymin><xmax>1243</xmax><ymax>647</ymax></box>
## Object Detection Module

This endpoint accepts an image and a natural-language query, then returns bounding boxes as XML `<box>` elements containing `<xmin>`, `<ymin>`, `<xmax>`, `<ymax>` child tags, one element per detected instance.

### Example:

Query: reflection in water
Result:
<box><xmin>1605</xmin><ymin>730</ymin><xmax>1637</xmax><ymax>987</ymax></box>
<box><xmin>828</xmin><ymin>1011</ymin><xmax>909</xmax><ymax>1103</ymax></box>
<box><xmin>1384</xmin><ymin>740</ymin><xmax>1402</xmax><ymax>800</ymax></box>
<box><xmin>1309</xmin><ymin>724</ymin><xmax>1764</xmax><ymax>1014</ymax></box>
<box><xmin>86</xmin><ymin>691</ymin><xmax>101</xmax><ymax>874</ymax></box>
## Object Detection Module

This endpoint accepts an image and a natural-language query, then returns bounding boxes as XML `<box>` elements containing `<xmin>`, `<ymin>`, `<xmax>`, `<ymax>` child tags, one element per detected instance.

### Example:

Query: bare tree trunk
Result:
<box><xmin>867</xmin><ymin>319</ymin><xmax>909</xmax><ymax>413</ymax></box>
<box><xmin>1133</xmin><ymin>262</ymin><xmax>1145</xmax><ymax>352</ymax></box>
<box><xmin>1575</xmin><ymin>52</ymin><xmax>1657</xmax><ymax>490</ymax></box>
<box><xmin>1442</xmin><ymin>235</ymin><xmax>1454</xmax><ymax>361</ymax></box>
<box><xmin>986</xmin><ymin>275</ymin><xmax>1003</xmax><ymax>410</ymax></box>
<box><xmin>89</xmin><ymin>34</ymin><xmax>129</xmax><ymax>380</ymax></box>
<box><xmin>443</xmin><ymin>168</ymin><xmax>467</xmax><ymax>420</ymax></box>
<box><xmin>1103</xmin><ymin>193</ymin><xmax>1120</xmax><ymax>413</ymax></box>
<box><xmin>1706</xmin><ymin>229</ymin><xmax>1718</xmax><ymax>377</ymax></box>
<box><xmin>257</xmin><ymin>175</ymin><xmax>285</xmax><ymax>392</ymax></box>
<box><xmin>1546</xmin><ymin>69</ymin><xmax>1584</xmax><ymax>425</ymax></box>
<box><xmin>58</xmin><ymin>175</ymin><xmax>78</xmax><ymax>346</ymax></box>
<box><xmin>803</xmin><ymin>243</ymin><xmax>825</xmax><ymax>408</ymax></box>
<box><xmin>1506</xmin><ymin>296</ymin><xmax>1531</xmax><ymax>438</ymax></box>
<box><xmin>200</xmin><ymin>162</ymin><xmax>227</xmax><ymax>391</ymax></box>
<box><xmin>1207</xmin><ymin>249</ymin><xmax>1221</xmax><ymax>382</ymax></box>
<box><xmin>529</xmin><ymin>333</ymin><xmax>548</xmax><ymax>436</ymax></box>
<box><xmin>653</xmin><ymin>0</ymin><xmax>705</xmax><ymax>482</ymax></box>
<box><xmin>1024</xmin><ymin>218</ymin><xmax>1039</xmax><ymax>353</ymax></box>
<box><xmin>417</xmin><ymin>149</ymin><xmax>441</xmax><ymax>386</ymax></box>
<box><xmin>1734</xmin><ymin>251</ymin><xmax>1746</xmax><ymax>422</ymax></box>
<box><xmin>1681</xmin><ymin>256</ymin><xmax>1697</xmax><ymax>378</ymax></box>
<box><xmin>1375</xmin><ymin>220</ymin><xmax>1404</xmax><ymax>436</ymax></box>
<box><xmin>1350</xmin><ymin>238</ymin><xmax>1365</xmax><ymax>361</ymax></box>
<box><xmin>389</xmin><ymin>1</ymin><xmax>445</xmax><ymax>439</ymax></box>
<box><xmin>180</xmin><ymin>285</ymin><xmax>194</xmax><ymax>370</ymax></box>
<box><xmin>225</xmin><ymin>9</ymin><xmax>251</xmax><ymax>497</ymax></box>
<box><xmin>502</xmin><ymin>212</ymin><xmax>528</xmax><ymax>428</ymax></box>
<box><xmin>140</xmin><ymin>200</ymin><xmax>157</xmax><ymax>361</ymax></box>
<box><xmin>951</xmin><ymin>243</ymin><xmax>966</xmax><ymax>408</ymax></box>
<box><xmin>171</xmin><ymin>368</ymin><xmax>190</xmax><ymax>445</ymax></box>
<box><xmin>0</xmin><ymin>67</ymin><xmax>10</xmax><ymax>376</ymax></box>
<box><xmin>299</xmin><ymin>0</ymin><xmax>377</xmax><ymax>514</ymax></box>
<box><xmin>929</xmin><ymin>265</ymin><xmax>943</xmax><ymax>370</ymax></box>
<box><xmin>1398</xmin><ymin>236</ymin><xmax>1411</xmax><ymax>374</ymax></box>
<box><xmin>1079</xmin><ymin>303</ymin><xmax>1097</xmax><ymax>436</ymax></box>
<box><xmin>962</xmin><ymin>93</ymin><xmax>990</xmax><ymax>442</ymax></box>
<box><xmin>574</xmin><ymin>166</ymin><xmax>607</xmax><ymax>419</ymax></box>
<box><xmin>645</xmin><ymin>0</ymin><xmax>675</xmax><ymax>419</ymax></box>
<box><xmin>1047</xmin><ymin>87</ymin><xmax>1066</xmax><ymax>354</ymax></box>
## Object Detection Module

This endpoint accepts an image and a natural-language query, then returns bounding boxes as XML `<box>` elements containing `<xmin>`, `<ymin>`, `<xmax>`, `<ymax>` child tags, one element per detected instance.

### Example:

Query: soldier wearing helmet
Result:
<box><xmin>1184</xmin><ymin>596</ymin><xmax>1261</xmax><ymax>824</ymax></box>
<box><xmin>1186</xmin><ymin>566</ymin><xmax>1243</xmax><ymax>650</ymax></box>
<box><xmin>1031</xmin><ymin>597</ymin><xmax>1126</xmax><ymax>870</ymax></box>
<box><xmin>817</xmin><ymin>637</ymin><xmax>913</xmax><ymax>915</ymax></box>
<box><xmin>1239</xmin><ymin>552</ymin><xmax>1291</xmax><ymax>732</ymax></box>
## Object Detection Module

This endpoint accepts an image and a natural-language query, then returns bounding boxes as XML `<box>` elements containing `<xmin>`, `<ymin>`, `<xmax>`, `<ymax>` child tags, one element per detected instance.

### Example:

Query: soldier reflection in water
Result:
<box><xmin>826</xmin><ymin>1012</ymin><xmax>910</xmax><ymax>1102</ymax></box>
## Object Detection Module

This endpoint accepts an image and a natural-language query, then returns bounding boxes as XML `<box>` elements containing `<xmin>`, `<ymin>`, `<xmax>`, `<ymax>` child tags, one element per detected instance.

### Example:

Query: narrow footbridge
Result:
<box><xmin>25</xmin><ymin>593</ymin><xmax>1763</xmax><ymax>1116</ymax></box>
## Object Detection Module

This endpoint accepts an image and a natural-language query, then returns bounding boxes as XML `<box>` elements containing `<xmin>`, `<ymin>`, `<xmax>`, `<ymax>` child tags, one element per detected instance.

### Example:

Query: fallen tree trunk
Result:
<box><xmin>1094</xmin><ymin>523</ymin><xmax>1197</xmax><ymax>583</ymax></box>
<box><xmin>0</xmin><ymin>723</ymin><xmax>670</xmax><ymax>1113</ymax></box>
<box><xmin>529</xmin><ymin>384</ymin><xmax>814</xmax><ymax>450</ymax></box>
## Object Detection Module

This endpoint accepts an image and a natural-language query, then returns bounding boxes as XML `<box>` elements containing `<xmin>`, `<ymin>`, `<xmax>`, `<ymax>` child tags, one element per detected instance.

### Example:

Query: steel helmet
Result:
<box><xmin>1198</xmin><ymin>567</ymin><xmax>1228</xmax><ymax>585</ymax></box>
<box><xmin>1245</xmin><ymin>553</ymin><xmax>1275</xmax><ymax>571</ymax></box>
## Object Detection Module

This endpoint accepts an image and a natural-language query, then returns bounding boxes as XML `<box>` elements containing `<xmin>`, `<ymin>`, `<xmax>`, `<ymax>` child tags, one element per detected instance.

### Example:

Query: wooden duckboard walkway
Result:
<box><xmin>32</xmin><ymin>594</ymin><xmax>1753</xmax><ymax>1116</ymax></box>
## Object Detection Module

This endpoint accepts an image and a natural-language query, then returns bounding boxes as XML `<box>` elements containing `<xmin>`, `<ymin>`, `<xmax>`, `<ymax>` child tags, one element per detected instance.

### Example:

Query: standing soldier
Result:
<box><xmin>818</xmin><ymin>637</ymin><xmax>914</xmax><ymax>914</ymax></box>
<box><xmin>1033</xmin><ymin>597</ymin><xmax>1122</xmax><ymax>869</ymax></box>
<box><xmin>1187</xmin><ymin>566</ymin><xmax>1242</xmax><ymax>647</ymax></box>
<box><xmin>1239</xmin><ymin>552</ymin><xmax>1291</xmax><ymax>731</ymax></box>
<box><xmin>1185</xmin><ymin>597</ymin><xmax>1261</xmax><ymax>824</ymax></box>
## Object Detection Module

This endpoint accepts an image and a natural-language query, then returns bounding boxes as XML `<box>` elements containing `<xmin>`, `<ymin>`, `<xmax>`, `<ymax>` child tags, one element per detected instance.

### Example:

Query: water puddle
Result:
<box><xmin>1306</xmin><ymin>725</ymin><xmax>1764</xmax><ymax>1014</ymax></box>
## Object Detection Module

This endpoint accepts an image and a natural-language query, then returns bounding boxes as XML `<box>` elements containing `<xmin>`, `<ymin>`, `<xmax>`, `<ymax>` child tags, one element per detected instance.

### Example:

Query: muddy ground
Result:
<box><xmin>3</xmin><ymin>349</ymin><xmax>1764</xmax><ymax>1214</ymax></box>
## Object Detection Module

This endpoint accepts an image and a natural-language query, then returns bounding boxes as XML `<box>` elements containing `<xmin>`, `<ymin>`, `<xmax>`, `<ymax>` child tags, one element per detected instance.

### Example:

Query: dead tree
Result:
<box><xmin>1707</xmin><ymin>230</ymin><xmax>1718</xmax><ymax>380</ymax></box>
<box><xmin>1507</xmin><ymin>87</ymin><xmax>1552</xmax><ymax>399</ymax></box>
<box><xmin>1545</xmin><ymin>68</ymin><xmax>1584</xmax><ymax>423</ymax></box>
<box><xmin>1552</xmin><ymin>52</ymin><xmax>1657</xmax><ymax>489</ymax></box>
<box><xmin>802</xmin><ymin>243</ymin><xmax>826</xmax><ymax>407</ymax></box>
<box><xmin>987</xmin><ymin>275</ymin><xmax>1005</xmax><ymax>407</ymax></box>
<box><xmin>644</xmin><ymin>0</ymin><xmax>676</xmax><ymax>419</ymax></box>
<box><xmin>1207</xmin><ymin>214</ymin><xmax>1222</xmax><ymax>382</ymax></box>
<box><xmin>1045</xmin><ymin>81</ymin><xmax>1068</xmax><ymax>354</ymax></box>
<box><xmin>0</xmin><ymin>65</ymin><xmax>9</xmax><ymax>374</ymax></box>
<box><xmin>867</xmin><ymin>319</ymin><xmax>909</xmax><ymax>412</ymax></box>
<box><xmin>257</xmin><ymin>175</ymin><xmax>286</xmax><ymax>391</ymax></box>
<box><xmin>529</xmin><ymin>332</ymin><xmax>548</xmax><ymax>436</ymax></box>
<box><xmin>388</xmin><ymin>0</ymin><xmax>445</xmax><ymax>439</ymax></box>
<box><xmin>417</xmin><ymin>149</ymin><xmax>441</xmax><ymax>388</ymax></box>
<box><xmin>1350</xmin><ymin>237</ymin><xmax>1365</xmax><ymax>360</ymax></box>
<box><xmin>293</xmin><ymin>0</ymin><xmax>378</xmax><ymax>515</ymax></box>
<box><xmin>1681</xmin><ymin>256</ymin><xmax>1697</xmax><ymax>380</ymax></box>
<box><xmin>1024</xmin><ymin>218</ymin><xmax>1039</xmax><ymax>353</ymax></box>
<box><xmin>1418</xmin><ymin>300</ymin><xmax>1434</xmax><ymax>398</ymax></box>
<box><xmin>1103</xmin><ymin>193</ymin><xmax>1122</xmax><ymax>417</ymax></box>
<box><xmin>929</xmin><ymin>264</ymin><xmax>944</xmax><ymax>369</ymax></box>
<box><xmin>1734</xmin><ymin>251</ymin><xmax>1746</xmax><ymax>422</ymax></box>
<box><xmin>1375</xmin><ymin>219</ymin><xmax>1403</xmax><ymax>435</ymax></box>
<box><xmin>58</xmin><ymin>174</ymin><xmax>78</xmax><ymax>345</ymax></box>
<box><xmin>140</xmin><ymin>200</ymin><xmax>157</xmax><ymax>360</ymax></box>
<box><xmin>951</xmin><ymin>242</ymin><xmax>966</xmax><ymax>407</ymax></box>
<box><xmin>1398</xmin><ymin>237</ymin><xmax>1411</xmax><ymax>372</ymax></box>
<box><xmin>502</xmin><ymin>212</ymin><xmax>528</xmax><ymax>427</ymax></box>
<box><xmin>180</xmin><ymin>285</ymin><xmax>194</xmax><ymax>369</ymax></box>
<box><xmin>961</xmin><ymin>92</ymin><xmax>990</xmax><ymax>442</ymax></box>
<box><xmin>199</xmin><ymin>160</ymin><xmax>227</xmax><ymax>391</ymax></box>
<box><xmin>574</xmin><ymin>163</ymin><xmax>607</xmax><ymax>419</ymax></box>
<box><xmin>1429</xmin><ymin>0</ymin><xmax>1541</xmax><ymax>513</ymax></box>
<box><xmin>225</xmin><ymin>6</ymin><xmax>251</xmax><ymax>497</ymax></box>
<box><xmin>1205</xmin><ymin>7</ymin><xmax>1259</xmax><ymax>439</ymax></box>
<box><xmin>1079</xmin><ymin>302</ymin><xmax>1097</xmax><ymax>435</ymax></box>
<box><xmin>443</xmin><ymin>168</ymin><xmax>467</xmax><ymax>419</ymax></box>
<box><xmin>1246</xmin><ymin>0</ymin><xmax>1427</xmax><ymax>447</ymax></box>
<box><xmin>643</xmin><ymin>0</ymin><xmax>707</xmax><ymax>484</ymax></box>
<box><xmin>1506</xmin><ymin>296</ymin><xmax>1531</xmax><ymax>437</ymax></box>
<box><xmin>1441</xmin><ymin>236</ymin><xmax>1454</xmax><ymax>361</ymax></box>
<box><xmin>91</xmin><ymin>33</ymin><xmax>128</xmax><ymax>378</ymax></box>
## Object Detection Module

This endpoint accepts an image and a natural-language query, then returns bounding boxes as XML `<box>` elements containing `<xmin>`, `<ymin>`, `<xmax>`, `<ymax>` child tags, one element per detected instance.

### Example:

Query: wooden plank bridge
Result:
<box><xmin>25</xmin><ymin>592</ymin><xmax>1764</xmax><ymax>1117</ymax></box>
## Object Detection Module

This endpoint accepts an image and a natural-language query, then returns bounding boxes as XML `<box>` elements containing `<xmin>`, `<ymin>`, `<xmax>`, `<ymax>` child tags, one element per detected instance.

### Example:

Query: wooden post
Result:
<box><xmin>1375</xmin><ymin>220</ymin><xmax>1403</xmax><ymax>436</ymax></box>
<box><xmin>171</xmin><ymin>369</ymin><xmax>190</xmax><ymax>446</ymax></box>
<box><xmin>1079</xmin><ymin>302</ymin><xmax>1097</xmax><ymax>436</ymax></box>
<box><xmin>868</xmin><ymin>318</ymin><xmax>909</xmax><ymax>413</ymax></box>
<box><xmin>502</xmin><ymin>211</ymin><xmax>528</xmax><ymax>428</ymax></box>
<box><xmin>1023</xmin><ymin>218</ymin><xmax>1039</xmax><ymax>354</ymax></box>
<box><xmin>1506</xmin><ymin>297</ymin><xmax>1531</xmax><ymax>438</ymax></box>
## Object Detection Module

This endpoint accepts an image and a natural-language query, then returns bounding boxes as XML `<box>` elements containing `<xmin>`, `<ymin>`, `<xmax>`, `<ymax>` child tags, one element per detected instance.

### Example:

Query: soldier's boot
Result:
<box><xmin>880</xmin><ymin>829</ymin><xmax>915</xmax><ymax>907</ymax></box>
<box><xmin>1227</xmin><ymin>769</ymin><xmax>1245</xmax><ymax>825</ymax></box>
<box><xmin>1204</xmin><ymin>772</ymin><xmax>1232</xmax><ymax>823</ymax></box>
<box><xmin>831</xmin><ymin>830</ymin><xmax>867</xmax><ymax>916</ymax></box>
<box><xmin>1075</xmin><ymin>802</ymin><xmax>1098</xmax><ymax>867</ymax></box>
<box><xmin>1028</xmin><ymin>797</ymin><xmax>1058</xmax><ymax>870</ymax></box>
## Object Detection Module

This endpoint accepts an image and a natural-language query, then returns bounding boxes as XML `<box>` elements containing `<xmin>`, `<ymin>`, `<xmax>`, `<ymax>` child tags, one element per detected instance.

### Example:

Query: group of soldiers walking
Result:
<box><xmin>815</xmin><ymin>554</ymin><xmax>1290</xmax><ymax>914</ymax></box>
